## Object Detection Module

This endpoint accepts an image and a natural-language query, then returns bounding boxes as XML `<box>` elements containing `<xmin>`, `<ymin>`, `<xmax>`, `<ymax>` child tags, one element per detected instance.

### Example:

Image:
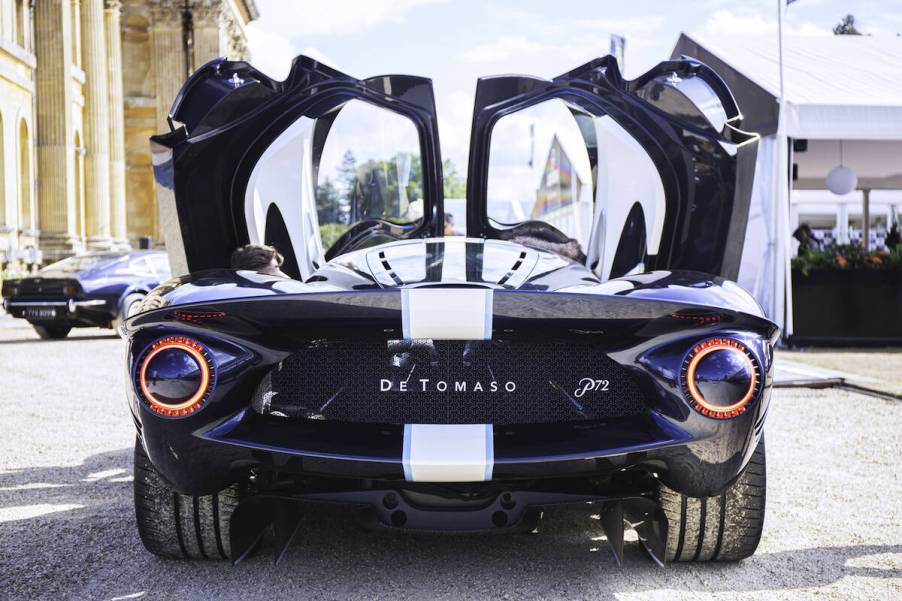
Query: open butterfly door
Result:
<box><xmin>465</xmin><ymin>56</ymin><xmax>758</xmax><ymax>281</ymax></box>
<box><xmin>151</xmin><ymin>56</ymin><xmax>444</xmax><ymax>278</ymax></box>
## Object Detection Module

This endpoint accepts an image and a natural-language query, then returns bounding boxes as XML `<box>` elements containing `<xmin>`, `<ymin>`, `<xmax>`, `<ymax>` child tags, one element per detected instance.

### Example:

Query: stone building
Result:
<box><xmin>0</xmin><ymin>0</ymin><xmax>257</xmax><ymax>269</ymax></box>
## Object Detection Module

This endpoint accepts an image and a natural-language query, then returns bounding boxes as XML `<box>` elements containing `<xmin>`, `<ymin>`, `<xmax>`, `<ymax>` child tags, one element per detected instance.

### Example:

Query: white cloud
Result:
<box><xmin>457</xmin><ymin>15</ymin><xmax>666</xmax><ymax>68</ymax></box>
<box><xmin>244</xmin><ymin>26</ymin><xmax>297</xmax><ymax>80</ymax></box>
<box><xmin>245</xmin><ymin>19</ymin><xmax>342</xmax><ymax>81</ymax></box>
<box><xmin>251</xmin><ymin>0</ymin><xmax>446</xmax><ymax>37</ymax></box>
<box><xmin>435</xmin><ymin>89</ymin><xmax>475</xmax><ymax>170</ymax></box>
<box><xmin>701</xmin><ymin>9</ymin><xmax>831</xmax><ymax>37</ymax></box>
<box><xmin>458</xmin><ymin>33</ymin><xmax>619</xmax><ymax>66</ymax></box>
<box><xmin>458</xmin><ymin>35</ymin><xmax>550</xmax><ymax>63</ymax></box>
<box><xmin>574</xmin><ymin>16</ymin><xmax>666</xmax><ymax>38</ymax></box>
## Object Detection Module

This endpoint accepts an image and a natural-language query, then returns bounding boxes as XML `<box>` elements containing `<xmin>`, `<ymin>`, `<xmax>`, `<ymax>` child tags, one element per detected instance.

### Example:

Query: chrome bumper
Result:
<box><xmin>2</xmin><ymin>298</ymin><xmax>106</xmax><ymax>312</ymax></box>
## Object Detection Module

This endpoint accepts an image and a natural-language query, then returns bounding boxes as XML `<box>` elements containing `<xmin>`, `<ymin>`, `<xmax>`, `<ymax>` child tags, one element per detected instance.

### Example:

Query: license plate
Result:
<box><xmin>24</xmin><ymin>307</ymin><xmax>57</xmax><ymax>320</ymax></box>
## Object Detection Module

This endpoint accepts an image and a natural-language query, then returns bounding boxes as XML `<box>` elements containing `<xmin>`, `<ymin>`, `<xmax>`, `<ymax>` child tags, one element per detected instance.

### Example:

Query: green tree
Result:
<box><xmin>442</xmin><ymin>159</ymin><xmax>467</xmax><ymax>198</ymax></box>
<box><xmin>337</xmin><ymin>150</ymin><xmax>359</xmax><ymax>197</ymax></box>
<box><xmin>404</xmin><ymin>154</ymin><xmax>423</xmax><ymax>202</ymax></box>
<box><xmin>315</xmin><ymin>177</ymin><xmax>340</xmax><ymax>224</ymax></box>
<box><xmin>337</xmin><ymin>150</ymin><xmax>359</xmax><ymax>223</ymax></box>
<box><xmin>833</xmin><ymin>14</ymin><xmax>862</xmax><ymax>35</ymax></box>
<box><xmin>352</xmin><ymin>152</ymin><xmax>424</xmax><ymax>221</ymax></box>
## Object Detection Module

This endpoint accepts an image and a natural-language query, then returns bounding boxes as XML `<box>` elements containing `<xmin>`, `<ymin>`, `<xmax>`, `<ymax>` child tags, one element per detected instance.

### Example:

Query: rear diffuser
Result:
<box><xmin>228</xmin><ymin>491</ymin><xmax>667</xmax><ymax>566</ymax></box>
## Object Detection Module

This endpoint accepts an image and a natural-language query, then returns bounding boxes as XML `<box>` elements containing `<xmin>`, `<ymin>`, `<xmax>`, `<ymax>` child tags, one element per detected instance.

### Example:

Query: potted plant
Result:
<box><xmin>791</xmin><ymin>243</ymin><xmax>902</xmax><ymax>342</ymax></box>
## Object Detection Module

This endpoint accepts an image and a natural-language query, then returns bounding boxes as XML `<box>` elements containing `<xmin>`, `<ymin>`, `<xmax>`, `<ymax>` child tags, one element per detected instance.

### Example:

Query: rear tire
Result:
<box><xmin>32</xmin><ymin>323</ymin><xmax>72</xmax><ymax>340</ymax></box>
<box><xmin>133</xmin><ymin>439</ymin><xmax>242</xmax><ymax>560</ymax></box>
<box><xmin>659</xmin><ymin>437</ymin><xmax>766</xmax><ymax>562</ymax></box>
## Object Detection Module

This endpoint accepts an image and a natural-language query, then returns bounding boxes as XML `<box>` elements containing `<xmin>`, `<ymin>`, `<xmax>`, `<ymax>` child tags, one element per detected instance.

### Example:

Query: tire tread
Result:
<box><xmin>660</xmin><ymin>438</ymin><xmax>766</xmax><ymax>562</ymax></box>
<box><xmin>133</xmin><ymin>440</ymin><xmax>239</xmax><ymax>560</ymax></box>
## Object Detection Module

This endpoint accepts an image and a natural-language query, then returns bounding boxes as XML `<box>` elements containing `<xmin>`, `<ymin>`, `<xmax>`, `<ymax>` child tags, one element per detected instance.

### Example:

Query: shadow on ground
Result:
<box><xmin>0</xmin><ymin>449</ymin><xmax>899</xmax><ymax>600</ymax></box>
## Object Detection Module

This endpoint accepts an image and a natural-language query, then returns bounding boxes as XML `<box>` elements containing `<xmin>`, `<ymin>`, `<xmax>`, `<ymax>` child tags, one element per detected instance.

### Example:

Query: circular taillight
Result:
<box><xmin>137</xmin><ymin>336</ymin><xmax>213</xmax><ymax>417</ymax></box>
<box><xmin>681</xmin><ymin>338</ymin><xmax>758</xmax><ymax>419</ymax></box>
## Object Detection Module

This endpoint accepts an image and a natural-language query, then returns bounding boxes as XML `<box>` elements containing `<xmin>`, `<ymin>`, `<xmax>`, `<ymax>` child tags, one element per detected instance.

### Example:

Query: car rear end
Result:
<box><xmin>2</xmin><ymin>276</ymin><xmax>106</xmax><ymax>325</ymax></box>
<box><xmin>125</xmin><ymin>286</ymin><xmax>777</xmax><ymax>563</ymax></box>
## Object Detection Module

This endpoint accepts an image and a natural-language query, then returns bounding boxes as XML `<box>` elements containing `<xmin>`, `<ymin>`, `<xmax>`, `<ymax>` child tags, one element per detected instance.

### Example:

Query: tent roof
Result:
<box><xmin>676</xmin><ymin>33</ymin><xmax>902</xmax><ymax>139</ymax></box>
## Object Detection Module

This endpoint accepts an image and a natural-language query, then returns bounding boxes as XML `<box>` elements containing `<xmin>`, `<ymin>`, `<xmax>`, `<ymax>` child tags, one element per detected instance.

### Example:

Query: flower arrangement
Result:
<box><xmin>792</xmin><ymin>243</ymin><xmax>902</xmax><ymax>276</ymax></box>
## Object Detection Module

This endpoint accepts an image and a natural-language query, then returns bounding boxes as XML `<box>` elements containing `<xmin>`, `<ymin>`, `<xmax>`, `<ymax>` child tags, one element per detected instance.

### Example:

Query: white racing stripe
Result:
<box><xmin>400</xmin><ymin>272</ymin><xmax>495</xmax><ymax>482</ymax></box>
<box><xmin>403</xmin><ymin>424</ymin><xmax>494</xmax><ymax>482</ymax></box>
<box><xmin>402</xmin><ymin>288</ymin><xmax>493</xmax><ymax>340</ymax></box>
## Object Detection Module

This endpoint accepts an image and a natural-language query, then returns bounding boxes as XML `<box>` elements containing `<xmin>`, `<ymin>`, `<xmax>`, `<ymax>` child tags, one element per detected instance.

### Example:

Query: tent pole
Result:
<box><xmin>775</xmin><ymin>0</ymin><xmax>793</xmax><ymax>339</ymax></box>
<box><xmin>777</xmin><ymin>0</ymin><xmax>785</xmax><ymax>102</ymax></box>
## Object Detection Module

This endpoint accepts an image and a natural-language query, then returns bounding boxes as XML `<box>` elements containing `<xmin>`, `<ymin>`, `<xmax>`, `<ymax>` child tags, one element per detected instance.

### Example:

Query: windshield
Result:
<box><xmin>41</xmin><ymin>254</ymin><xmax>123</xmax><ymax>273</ymax></box>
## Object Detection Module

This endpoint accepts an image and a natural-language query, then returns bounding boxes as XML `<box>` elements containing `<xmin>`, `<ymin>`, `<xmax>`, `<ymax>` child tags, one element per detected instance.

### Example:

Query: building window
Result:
<box><xmin>15</xmin><ymin>0</ymin><xmax>26</xmax><ymax>48</ymax></box>
<box><xmin>18</xmin><ymin>120</ymin><xmax>31</xmax><ymax>231</ymax></box>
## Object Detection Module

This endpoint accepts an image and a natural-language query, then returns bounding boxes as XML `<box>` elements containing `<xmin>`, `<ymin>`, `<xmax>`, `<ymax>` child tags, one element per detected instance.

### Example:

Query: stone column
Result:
<box><xmin>221</xmin><ymin>6</ymin><xmax>250</xmax><ymax>61</ymax></box>
<box><xmin>105</xmin><ymin>0</ymin><xmax>128</xmax><ymax>248</ymax></box>
<box><xmin>80</xmin><ymin>0</ymin><xmax>112</xmax><ymax>250</ymax></box>
<box><xmin>71</xmin><ymin>0</ymin><xmax>82</xmax><ymax>68</ymax></box>
<box><xmin>34</xmin><ymin>0</ymin><xmax>78</xmax><ymax>259</ymax></box>
<box><xmin>148</xmin><ymin>1</ymin><xmax>189</xmax><ymax>242</ymax></box>
<box><xmin>191</xmin><ymin>0</ymin><xmax>222</xmax><ymax>65</ymax></box>
<box><xmin>149</xmin><ymin>1</ymin><xmax>187</xmax><ymax>133</ymax></box>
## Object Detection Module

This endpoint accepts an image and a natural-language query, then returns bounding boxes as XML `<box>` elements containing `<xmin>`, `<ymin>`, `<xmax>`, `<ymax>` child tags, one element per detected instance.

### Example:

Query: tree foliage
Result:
<box><xmin>443</xmin><ymin>159</ymin><xmax>467</xmax><ymax>198</ymax></box>
<box><xmin>316</xmin><ymin>153</ymin><xmax>469</xmax><ymax>231</ymax></box>
<box><xmin>833</xmin><ymin>14</ymin><xmax>862</xmax><ymax>35</ymax></box>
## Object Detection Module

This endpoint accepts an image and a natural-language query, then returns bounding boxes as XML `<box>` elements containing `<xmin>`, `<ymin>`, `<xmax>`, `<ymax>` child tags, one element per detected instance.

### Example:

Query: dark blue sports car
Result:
<box><xmin>2</xmin><ymin>250</ymin><xmax>170</xmax><ymax>339</ymax></box>
<box><xmin>125</xmin><ymin>55</ymin><xmax>776</xmax><ymax>566</ymax></box>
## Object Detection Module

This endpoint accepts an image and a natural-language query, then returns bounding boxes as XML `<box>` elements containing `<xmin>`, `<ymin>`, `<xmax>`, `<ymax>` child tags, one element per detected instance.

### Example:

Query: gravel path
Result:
<box><xmin>0</xmin><ymin>315</ymin><xmax>900</xmax><ymax>600</ymax></box>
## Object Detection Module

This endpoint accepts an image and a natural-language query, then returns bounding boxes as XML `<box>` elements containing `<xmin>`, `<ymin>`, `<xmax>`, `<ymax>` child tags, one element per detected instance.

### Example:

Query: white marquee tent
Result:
<box><xmin>672</xmin><ymin>33</ymin><xmax>902</xmax><ymax>337</ymax></box>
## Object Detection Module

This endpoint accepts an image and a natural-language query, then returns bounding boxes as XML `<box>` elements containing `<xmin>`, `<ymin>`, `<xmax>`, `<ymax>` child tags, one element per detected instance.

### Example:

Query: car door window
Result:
<box><xmin>487</xmin><ymin>99</ymin><xmax>595</xmax><ymax>249</ymax></box>
<box><xmin>148</xmin><ymin>254</ymin><xmax>171</xmax><ymax>279</ymax></box>
<box><xmin>244</xmin><ymin>98</ymin><xmax>426</xmax><ymax>278</ymax></box>
<box><xmin>315</xmin><ymin>99</ymin><xmax>425</xmax><ymax>249</ymax></box>
<box><xmin>486</xmin><ymin>98</ymin><xmax>666</xmax><ymax>279</ymax></box>
<box><xmin>130</xmin><ymin>258</ymin><xmax>155</xmax><ymax>277</ymax></box>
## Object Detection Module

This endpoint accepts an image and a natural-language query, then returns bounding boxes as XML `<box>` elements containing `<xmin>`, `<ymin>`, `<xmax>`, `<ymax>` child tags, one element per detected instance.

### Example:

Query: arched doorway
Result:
<box><xmin>18</xmin><ymin>119</ymin><xmax>31</xmax><ymax>231</ymax></box>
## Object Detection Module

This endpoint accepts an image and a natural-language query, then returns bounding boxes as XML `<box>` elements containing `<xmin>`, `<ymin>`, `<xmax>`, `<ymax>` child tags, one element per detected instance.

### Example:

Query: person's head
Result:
<box><xmin>230</xmin><ymin>244</ymin><xmax>287</xmax><ymax>277</ymax></box>
<box><xmin>444</xmin><ymin>212</ymin><xmax>455</xmax><ymax>236</ymax></box>
<box><xmin>793</xmin><ymin>224</ymin><xmax>812</xmax><ymax>243</ymax></box>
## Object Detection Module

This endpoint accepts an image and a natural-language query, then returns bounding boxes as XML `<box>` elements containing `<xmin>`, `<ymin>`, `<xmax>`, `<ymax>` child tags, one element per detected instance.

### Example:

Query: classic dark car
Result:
<box><xmin>2</xmin><ymin>250</ymin><xmax>170</xmax><ymax>339</ymax></box>
<box><xmin>125</xmin><ymin>55</ymin><xmax>776</xmax><ymax>566</ymax></box>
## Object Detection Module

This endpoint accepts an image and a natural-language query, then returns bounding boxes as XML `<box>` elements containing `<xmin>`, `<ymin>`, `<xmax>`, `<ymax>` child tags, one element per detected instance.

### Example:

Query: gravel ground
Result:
<box><xmin>0</xmin><ymin>315</ymin><xmax>900</xmax><ymax>601</ymax></box>
<box><xmin>778</xmin><ymin>349</ymin><xmax>902</xmax><ymax>396</ymax></box>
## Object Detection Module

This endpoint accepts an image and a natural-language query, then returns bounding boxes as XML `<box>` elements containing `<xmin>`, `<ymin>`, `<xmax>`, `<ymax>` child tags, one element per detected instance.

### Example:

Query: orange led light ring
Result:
<box><xmin>139</xmin><ymin>337</ymin><xmax>210</xmax><ymax>414</ymax></box>
<box><xmin>686</xmin><ymin>341</ymin><xmax>756</xmax><ymax>416</ymax></box>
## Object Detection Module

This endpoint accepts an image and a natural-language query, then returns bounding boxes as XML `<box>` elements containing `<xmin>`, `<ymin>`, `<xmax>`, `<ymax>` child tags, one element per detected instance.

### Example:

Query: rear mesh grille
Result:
<box><xmin>252</xmin><ymin>338</ymin><xmax>646</xmax><ymax>425</ymax></box>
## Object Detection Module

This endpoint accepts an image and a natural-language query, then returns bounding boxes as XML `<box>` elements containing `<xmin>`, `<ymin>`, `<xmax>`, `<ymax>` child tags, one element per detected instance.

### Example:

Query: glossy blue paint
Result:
<box><xmin>123</xmin><ymin>240</ymin><xmax>777</xmax><ymax>497</ymax></box>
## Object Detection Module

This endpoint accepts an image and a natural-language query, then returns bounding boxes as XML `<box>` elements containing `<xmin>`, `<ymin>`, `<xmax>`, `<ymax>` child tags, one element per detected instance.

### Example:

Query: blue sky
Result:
<box><xmin>246</xmin><ymin>0</ymin><xmax>902</xmax><ymax>168</ymax></box>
